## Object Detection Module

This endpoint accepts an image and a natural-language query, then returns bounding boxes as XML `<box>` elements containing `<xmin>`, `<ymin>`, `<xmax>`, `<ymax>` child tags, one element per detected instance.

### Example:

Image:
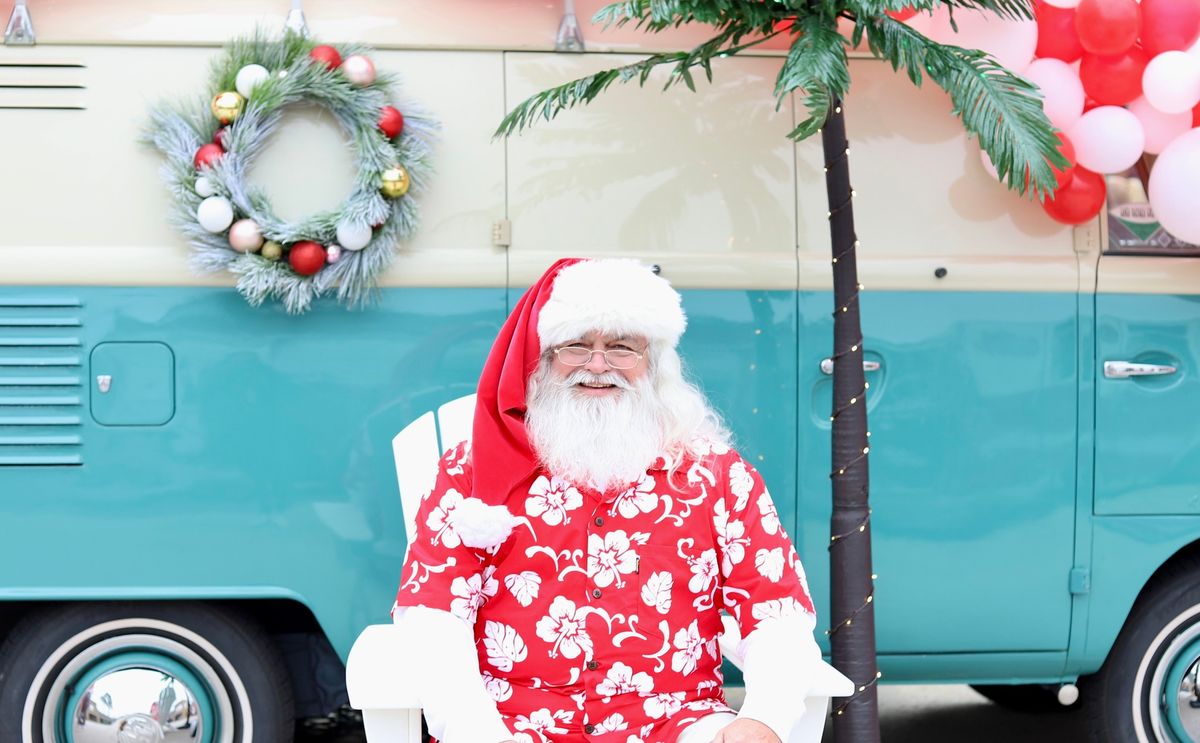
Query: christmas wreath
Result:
<box><xmin>145</xmin><ymin>32</ymin><xmax>435</xmax><ymax>313</ymax></box>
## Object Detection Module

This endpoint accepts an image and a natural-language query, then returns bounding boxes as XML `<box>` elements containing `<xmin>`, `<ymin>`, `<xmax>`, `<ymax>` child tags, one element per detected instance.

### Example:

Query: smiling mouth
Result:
<box><xmin>578</xmin><ymin>382</ymin><xmax>616</xmax><ymax>389</ymax></box>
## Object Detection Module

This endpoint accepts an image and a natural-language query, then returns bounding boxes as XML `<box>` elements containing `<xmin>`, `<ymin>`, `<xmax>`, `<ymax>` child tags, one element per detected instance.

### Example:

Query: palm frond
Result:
<box><xmin>594</xmin><ymin>0</ymin><xmax>783</xmax><ymax>31</ymax></box>
<box><xmin>775</xmin><ymin>16</ymin><xmax>850</xmax><ymax>140</ymax></box>
<box><xmin>865</xmin><ymin>15</ymin><xmax>1065</xmax><ymax>196</ymax></box>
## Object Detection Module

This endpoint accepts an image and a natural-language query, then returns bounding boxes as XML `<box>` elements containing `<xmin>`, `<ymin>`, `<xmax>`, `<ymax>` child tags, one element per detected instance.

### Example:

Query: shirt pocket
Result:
<box><xmin>635</xmin><ymin>542</ymin><xmax>719</xmax><ymax>624</ymax></box>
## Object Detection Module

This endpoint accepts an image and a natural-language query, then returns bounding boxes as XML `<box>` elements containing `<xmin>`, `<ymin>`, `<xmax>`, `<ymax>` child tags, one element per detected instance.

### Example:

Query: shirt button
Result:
<box><xmin>594</xmin><ymin>516</ymin><xmax>604</xmax><ymax>526</ymax></box>
<box><xmin>591</xmin><ymin>588</ymin><xmax>602</xmax><ymax>599</ymax></box>
<box><xmin>584</xmin><ymin>724</ymin><xmax>596</xmax><ymax>734</ymax></box>
<box><xmin>587</xmin><ymin>660</ymin><xmax>600</xmax><ymax>671</ymax></box>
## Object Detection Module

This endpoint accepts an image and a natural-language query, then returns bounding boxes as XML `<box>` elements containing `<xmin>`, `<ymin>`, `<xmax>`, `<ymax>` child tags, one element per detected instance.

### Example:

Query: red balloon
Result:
<box><xmin>378</xmin><ymin>105</ymin><xmax>405</xmax><ymax>139</ymax></box>
<box><xmin>1140</xmin><ymin>0</ymin><xmax>1200</xmax><ymax>56</ymax></box>
<box><xmin>309</xmin><ymin>45</ymin><xmax>342</xmax><ymax>71</ymax></box>
<box><xmin>1036</xmin><ymin>3</ymin><xmax>1085</xmax><ymax>62</ymax></box>
<box><xmin>1043</xmin><ymin>167</ymin><xmax>1106</xmax><ymax>225</ymax></box>
<box><xmin>193</xmin><ymin>143</ymin><xmax>224</xmax><ymax>170</ymax></box>
<box><xmin>886</xmin><ymin>8</ymin><xmax>917</xmax><ymax>21</ymax></box>
<box><xmin>1079</xmin><ymin>46</ymin><xmax>1149</xmax><ymax>105</ymax></box>
<box><xmin>1192</xmin><ymin>100</ymin><xmax>1200</xmax><ymax>127</ymax></box>
<box><xmin>1051</xmin><ymin>132</ymin><xmax>1077</xmax><ymax>189</ymax></box>
<box><xmin>1075</xmin><ymin>0</ymin><xmax>1141</xmax><ymax>56</ymax></box>
<box><xmin>288</xmin><ymin>241</ymin><xmax>327</xmax><ymax>276</ymax></box>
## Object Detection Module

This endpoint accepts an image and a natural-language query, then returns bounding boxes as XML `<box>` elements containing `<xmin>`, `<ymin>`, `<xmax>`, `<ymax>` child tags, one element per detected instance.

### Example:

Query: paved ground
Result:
<box><xmin>298</xmin><ymin>684</ymin><xmax>1087</xmax><ymax>742</ymax></box>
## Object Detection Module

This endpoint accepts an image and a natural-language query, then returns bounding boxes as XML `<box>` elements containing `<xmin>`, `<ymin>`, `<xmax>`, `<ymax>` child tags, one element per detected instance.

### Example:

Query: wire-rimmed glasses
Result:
<box><xmin>553</xmin><ymin>345</ymin><xmax>644</xmax><ymax>370</ymax></box>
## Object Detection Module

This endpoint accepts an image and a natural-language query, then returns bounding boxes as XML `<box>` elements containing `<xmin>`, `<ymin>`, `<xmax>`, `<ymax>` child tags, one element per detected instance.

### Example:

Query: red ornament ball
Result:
<box><xmin>379</xmin><ymin>106</ymin><xmax>405</xmax><ymax>139</ymax></box>
<box><xmin>309</xmin><ymin>45</ymin><xmax>342</xmax><ymax>71</ymax></box>
<box><xmin>288</xmin><ymin>241</ymin><xmax>327</xmax><ymax>275</ymax></box>
<box><xmin>193</xmin><ymin>143</ymin><xmax>225</xmax><ymax>170</ymax></box>
<box><xmin>212</xmin><ymin>127</ymin><xmax>230</xmax><ymax>148</ymax></box>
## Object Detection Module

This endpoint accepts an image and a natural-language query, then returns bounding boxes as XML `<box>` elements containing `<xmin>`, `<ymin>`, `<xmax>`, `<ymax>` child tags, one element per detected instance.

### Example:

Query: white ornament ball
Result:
<box><xmin>235</xmin><ymin>64</ymin><xmax>270</xmax><ymax>98</ymax></box>
<box><xmin>326</xmin><ymin>244</ymin><xmax>343</xmax><ymax>263</ymax></box>
<box><xmin>341</xmin><ymin>55</ymin><xmax>376</xmax><ymax>86</ymax></box>
<box><xmin>1069</xmin><ymin>106</ymin><xmax>1145</xmax><ymax>174</ymax></box>
<box><xmin>228</xmin><ymin>218</ymin><xmax>264</xmax><ymax>253</ymax></box>
<box><xmin>194</xmin><ymin>176</ymin><xmax>217</xmax><ymax>198</ymax></box>
<box><xmin>335</xmin><ymin>221</ymin><xmax>372</xmax><ymax>251</ymax></box>
<box><xmin>1143</xmin><ymin>51</ymin><xmax>1200</xmax><ymax>114</ymax></box>
<box><xmin>196</xmin><ymin>196</ymin><xmax>235</xmax><ymax>233</ymax></box>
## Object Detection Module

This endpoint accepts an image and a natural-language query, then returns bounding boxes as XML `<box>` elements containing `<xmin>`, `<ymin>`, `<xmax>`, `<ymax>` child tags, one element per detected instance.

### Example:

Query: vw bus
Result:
<box><xmin>2</xmin><ymin>1</ymin><xmax>1199</xmax><ymax>741</ymax></box>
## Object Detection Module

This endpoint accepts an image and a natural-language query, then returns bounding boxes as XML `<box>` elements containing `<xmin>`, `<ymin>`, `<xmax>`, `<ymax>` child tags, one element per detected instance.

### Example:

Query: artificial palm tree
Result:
<box><xmin>497</xmin><ymin>3</ymin><xmax>1064</xmax><ymax>739</ymax></box>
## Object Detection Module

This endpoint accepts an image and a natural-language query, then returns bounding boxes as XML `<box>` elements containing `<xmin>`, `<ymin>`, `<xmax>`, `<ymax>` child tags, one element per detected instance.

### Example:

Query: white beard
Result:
<box><xmin>526</xmin><ymin>365</ymin><xmax>664</xmax><ymax>491</ymax></box>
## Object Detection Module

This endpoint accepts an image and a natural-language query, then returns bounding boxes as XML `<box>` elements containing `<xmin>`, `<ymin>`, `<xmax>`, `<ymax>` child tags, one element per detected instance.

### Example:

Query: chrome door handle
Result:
<box><xmin>820</xmin><ymin>359</ymin><xmax>881</xmax><ymax>375</ymax></box>
<box><xmin>1104</xmin><ymin>361</ymin><xmax>1178</xmax><ymax>379</ymax></box>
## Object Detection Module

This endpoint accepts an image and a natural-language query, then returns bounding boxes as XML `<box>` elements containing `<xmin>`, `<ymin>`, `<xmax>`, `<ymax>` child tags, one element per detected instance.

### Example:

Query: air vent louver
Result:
<box><xmin>0</xmin><ymin>61</ymin><xmax>85</xmax><ymax>109</ymax></box>
<box><xmin>0</xmin><ymin>299</ymin><xmax>83</xmax><ymax>465</ymax></box>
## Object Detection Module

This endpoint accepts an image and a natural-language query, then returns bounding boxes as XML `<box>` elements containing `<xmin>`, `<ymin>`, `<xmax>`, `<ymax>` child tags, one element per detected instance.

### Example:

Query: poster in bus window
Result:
<box><xmin>1105</xmin><ymin>170</ymin><xmax>1200</xmax><ymax>255</ymax></box>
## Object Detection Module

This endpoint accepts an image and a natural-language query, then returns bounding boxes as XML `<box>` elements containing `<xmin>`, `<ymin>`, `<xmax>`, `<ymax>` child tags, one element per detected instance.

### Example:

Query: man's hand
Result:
<box><xmin>710</xmin><ymin>718</ymin><xmax>782</xmax><ymax>743</ymax></box>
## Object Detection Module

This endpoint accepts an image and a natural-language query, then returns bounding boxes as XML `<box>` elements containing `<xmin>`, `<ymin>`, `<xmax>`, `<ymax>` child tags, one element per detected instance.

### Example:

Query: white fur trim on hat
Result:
<box><xmin>450</xmin><ymin>497</ymin><xmax>520</xmax><ymax>550</ymax></box>
<box><xmin>537</xmin><ymin>259</ymin><xmax>687</xmax><ymax>349</ymax></box>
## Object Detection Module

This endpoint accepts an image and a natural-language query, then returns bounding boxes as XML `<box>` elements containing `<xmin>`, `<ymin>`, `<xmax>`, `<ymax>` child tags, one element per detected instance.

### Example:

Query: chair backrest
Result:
<box><xmin>391</xmin><ymin>394</ymin><xmax>477</xmax><ymax>543</ymax></box>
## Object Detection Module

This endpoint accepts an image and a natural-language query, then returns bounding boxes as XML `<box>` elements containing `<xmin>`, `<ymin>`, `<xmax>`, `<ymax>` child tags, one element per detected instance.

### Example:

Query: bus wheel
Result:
<box><xmin>0</xmin><ymin>602</ymin><xmax>293</xmax><ymax>743</ymax></box>
<box><xmin>1083</xmin><ymin>563</ymin><xmax>1200</xmax><ymax>742</ymax></box>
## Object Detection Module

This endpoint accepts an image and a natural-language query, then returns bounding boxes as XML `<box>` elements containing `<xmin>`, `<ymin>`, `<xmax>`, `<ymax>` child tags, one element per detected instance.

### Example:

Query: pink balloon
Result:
<box><xmin>1128</xmin><ymin>96</ymin><xmax>1193</xmax><ymax>153</ymax></box>
<box><xmin>1023</xmin><ymin>58</ymin><xmax>1087</xmax><ymax>131</ymax></box>
<box><xmin>1069</xmin><ymin>105</ymin><xmax>1146</xmax><ymax>172</ymax></box>
<box><xmin>1143</xmin><ymin>51</ymin><xmax>1200</xmax><ymax>113</ymax></box>
<box><xmin>1149</xmin><ymin>128</ymin><xmax>1200</xmax><ymax>242</ymax></box>
<box><xmin>927</xmin><ymin>7</ymin><xmax>1038</xmax><ymax>73</ymax></box>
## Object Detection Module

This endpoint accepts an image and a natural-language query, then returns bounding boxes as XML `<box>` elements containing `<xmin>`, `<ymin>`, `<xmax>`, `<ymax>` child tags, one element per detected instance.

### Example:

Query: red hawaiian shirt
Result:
<box><xmin>394</xmin><ymin>439</ymin><xmax>816</xmax><ymax>743</ymax></box>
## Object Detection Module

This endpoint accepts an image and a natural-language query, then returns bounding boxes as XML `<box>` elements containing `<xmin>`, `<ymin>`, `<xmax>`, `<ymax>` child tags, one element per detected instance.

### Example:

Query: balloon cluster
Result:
<box><xmin>905</xmin><ymin>0</ymin><xmax>1200</xmax><ymax>241</ymax></box>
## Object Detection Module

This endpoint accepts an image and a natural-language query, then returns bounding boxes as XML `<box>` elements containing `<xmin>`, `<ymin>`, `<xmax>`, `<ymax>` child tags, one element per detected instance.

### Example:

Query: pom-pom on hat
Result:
<box><xmin>471</xmin><ymin>258</ymin><xmax>686</xmax><ymax>510</ymax></box>
<box><xmin>537</xmin><ymin>258</ymin><xmax>687</xmax><ymax>350</ymax></box>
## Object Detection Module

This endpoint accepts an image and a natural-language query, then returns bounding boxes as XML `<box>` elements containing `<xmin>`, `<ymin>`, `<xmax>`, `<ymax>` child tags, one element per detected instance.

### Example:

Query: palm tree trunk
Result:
<box><xmin>821</xmin><ymin>97</ymin><xmax>881</xmax><ymax>743</ymax></box>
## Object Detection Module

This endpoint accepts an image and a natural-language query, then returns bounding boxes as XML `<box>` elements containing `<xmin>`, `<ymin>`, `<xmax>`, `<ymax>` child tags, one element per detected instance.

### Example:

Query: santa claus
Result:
<box><xmin>392</xmin><ymin>258</ymin><xmax>851</xmax><ymax>743</ymax></box>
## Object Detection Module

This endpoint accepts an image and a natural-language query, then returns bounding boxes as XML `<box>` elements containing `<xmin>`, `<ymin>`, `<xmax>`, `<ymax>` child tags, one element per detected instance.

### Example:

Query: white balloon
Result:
<box><xmin>1043</xmin><ymin>0</ymin><xmax>1081</xmax><ymax>7</ymax></box>
<box><xmin>927</xmin><ymin>7</ymin><xmax>1038</xmax><ymax>73</ymax></box>
<box><xmin>1128</xmin><ymin>96</ymin><xmax>1193</xmax><ymax>154</ymax></box>
<box><xmin>1023</xmin><ymin>58</ymin><xmax>1086</xmax><ymax>132</ymax></box>
<box><xmin>194</xmin><ymin>176</ymin><xmax>217</xmax><ymax>198</ymax></box>
<box><xmin>235</xmin><ymin>64</ymin><xmax>270</xmax><ymax>98</ymax></box>
<box><xmin>1149</xmin><ymin>128</ymin><xmax>1200</xmax><ymax>242</ymax></box>
<box><xmin>1143</xmin><ymin>51</ymin><xmax>1200</xmax><ymax>114</ymax></box>
<box><xmin>1069</xmin><ymin>106</ymin><xmax>1146</xmax><ymax>173</ymax></box>
<box><xmin>196</xmin><ymin>196</ymin><xmax>234</xmax><ymax>233</ymax></box>
<box><xmin>336</xmin><ymin>221</ymin><xmax>372</xmax><ymax>251</ymax></box>
<box><xmin>979</xmin><ymin>149</ymin><xmax>1001</xmax><ymax>180</ymax></box>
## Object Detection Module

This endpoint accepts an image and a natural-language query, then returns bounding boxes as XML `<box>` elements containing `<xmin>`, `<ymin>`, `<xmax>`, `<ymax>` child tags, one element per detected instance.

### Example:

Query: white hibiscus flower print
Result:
<box><xmin>426</xmin><ymin>488</ymin><xmax>465</xmax><ymax>548</ymax></box>
<box><xmin>514</xmin><ymin>708</ymin><xmax>573</xmax><ymax>737</ymax></box>
<box><xmin>505</xmin><ymin>570</ymin><xmax>542</xmax><ymax>607</ymax></box>
<box><xmin>484</xmin><ymin>620</ymin><xmax>528</xmax><ymax>672</ymax></box>
<box><xmin>758</xmin><ymin>490</ymin><xmax>781</xmax><ymax>535</ymax></box>
<box><xmin>443</xmin><ymin>442</ymin><xmax>470</xmax><ymax>476</ymax></box>
<box><xmin>535</xmin><ymin>596</ymin><xmax>593</xmax><ymax>659</ymax></box>
<box><xmin>448</xmin><ymin>572</ymin><xmax>498</xmax><ymax>624</ymax></box>
<box><xmin>728</xmin><ymin>460</ymin><xmax>754</xmax><ymax>512</ymax></box>
<box><xmin>482</xmin><ymin>672</ymin><xmax>513</xmax><ymax>702</ymax></box>
<box><xmin>713</xmin><ymin>499</ymin><xmax>750</xmax><ymax>577</ymax></box>
<box><xmin>587</xmin><ymin>530</ymin><xmax>638</xmax><ymax>588</ymax></box>
<box><xmin>594</xmin><ymin>713</ymin><xmax>629</xmax><ymax>732</ymax></box>
<box><xmin>688</xmin><ymin>549</ymin><xmax>719</xmax><ymax>594</ymax></box>
<box><xmin>671</xmin><ymin>619</ymin><xmax>706</xmax><ymax>675</ymax></box>
<box><xmin>642</xmin><ymin>691</ymin><xmax>685</xmax><ymax>719</ymax></box>
<box><xmin>612</xmin><ymin>474</ymin><xmax>658</xmax><ymax>518</ymax></box>
<box><xmin>526</xmin><ymin>476</ymin><xmax>583</xmax><ymax>526</ymax></box>
<box><xmin>755</xmin><ymin>547</ymin><xmax>785</xmax><ymax>582</ymax></box>
<box><xmin>596</xmin><ymin>662</ymin><xmax>654</xmax><ymax>698</ymax></box>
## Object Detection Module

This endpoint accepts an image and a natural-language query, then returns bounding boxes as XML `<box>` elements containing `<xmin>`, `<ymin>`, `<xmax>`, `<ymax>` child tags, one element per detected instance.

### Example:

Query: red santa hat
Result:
<box><xmin>469</xmin><ymin>257</ymin><xmax>686</xmax><ymax>513</ymax></box>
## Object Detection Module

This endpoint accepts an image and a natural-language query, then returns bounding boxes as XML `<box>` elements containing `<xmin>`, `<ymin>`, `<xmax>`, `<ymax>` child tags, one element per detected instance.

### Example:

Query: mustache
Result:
<box><xmin>553</xmin><ymin>369</ymin><xmax>635</xmax><ymax>390</ymax></box>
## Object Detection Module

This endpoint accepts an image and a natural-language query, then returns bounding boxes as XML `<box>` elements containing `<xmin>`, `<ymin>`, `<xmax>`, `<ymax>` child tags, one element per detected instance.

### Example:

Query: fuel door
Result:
<box><xmin>89</xmin><ymin>342</ymin><xmax>175</xmax><ymax>426</ymax></box>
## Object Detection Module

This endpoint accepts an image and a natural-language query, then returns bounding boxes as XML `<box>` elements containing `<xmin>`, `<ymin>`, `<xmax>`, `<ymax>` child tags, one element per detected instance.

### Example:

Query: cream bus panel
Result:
<box><xmin>1</xmin><ymin>46</ymin><xmax>506</xmax><ymax>287</ymax></box>
<box><xmin>795</xmin><ymin>59</ymin><xmax>1080</xmax><ymax>293</ymax></box>
<box><xmin>505</xmin><ymin>53</ymin><xmax>799</xmax><ymax>290</ymax></box>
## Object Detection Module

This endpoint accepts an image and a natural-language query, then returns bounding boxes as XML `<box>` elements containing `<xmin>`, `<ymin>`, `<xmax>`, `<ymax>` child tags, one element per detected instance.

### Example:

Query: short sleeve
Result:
<box><xmin>715</xmin><ymin>452</ymin><xmax>816</xmax><ymax>638</ymax></box>
<box><xmin>393</xmin><ymin>441</ymin><xmax>496</xmax><ymax>625</ymax></box>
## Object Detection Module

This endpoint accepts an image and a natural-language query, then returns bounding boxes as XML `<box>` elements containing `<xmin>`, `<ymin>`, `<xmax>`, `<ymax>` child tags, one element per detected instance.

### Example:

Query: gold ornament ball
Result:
<box><xmin>380</xmin><ymin>166</ymin><xmax>411</xmax><ymax>199</ymax></box>
<box><xmin>261</xmin><ymin>241</ymin><xmax>283</xmax><ymax>261</ymax></box>
<box><xmin>211</xmin><ymin>91</ymin><xmax>246</xmax><ymax>124</ymax></box>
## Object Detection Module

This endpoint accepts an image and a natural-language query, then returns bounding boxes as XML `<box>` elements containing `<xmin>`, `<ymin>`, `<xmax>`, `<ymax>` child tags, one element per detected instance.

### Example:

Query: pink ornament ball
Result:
<box><xmin>341</xmin><ymin>55</ymin><xmax>376</xmax><ymax>86</ymax></box>
<box><xmin>228</xmin><ymin>219</ymin><xmax>264</xmax><ymax>253</ymax></box>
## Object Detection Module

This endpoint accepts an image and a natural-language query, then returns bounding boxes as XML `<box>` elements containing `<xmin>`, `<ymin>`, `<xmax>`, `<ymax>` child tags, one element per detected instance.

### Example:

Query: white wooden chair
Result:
<box><xmin>344</xmin><ymin>393</ymin><xmax>754</xmax><ymax>742</ymax></box>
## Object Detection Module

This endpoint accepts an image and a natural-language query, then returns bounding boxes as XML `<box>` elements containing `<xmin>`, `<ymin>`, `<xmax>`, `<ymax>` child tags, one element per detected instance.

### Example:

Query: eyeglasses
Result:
<box><xmin>553</xmin><ymin>345</ymin><xmax>645</xmax><ymax>370</ymax></box>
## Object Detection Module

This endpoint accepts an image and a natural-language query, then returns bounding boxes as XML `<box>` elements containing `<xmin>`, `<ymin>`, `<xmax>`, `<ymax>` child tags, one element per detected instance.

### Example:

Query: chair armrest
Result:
<box><xmin>346</xmin><ymin>623</ymin><xmax>424</xmax><ymax>709</ymax></box>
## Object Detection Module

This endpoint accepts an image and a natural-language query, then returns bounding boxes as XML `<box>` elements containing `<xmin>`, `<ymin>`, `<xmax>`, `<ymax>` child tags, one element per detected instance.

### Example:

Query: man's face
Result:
<box><xmin>550</xmin><ymin>330</ymin><xmax>649</xmax><ymax>397</ymax></box>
